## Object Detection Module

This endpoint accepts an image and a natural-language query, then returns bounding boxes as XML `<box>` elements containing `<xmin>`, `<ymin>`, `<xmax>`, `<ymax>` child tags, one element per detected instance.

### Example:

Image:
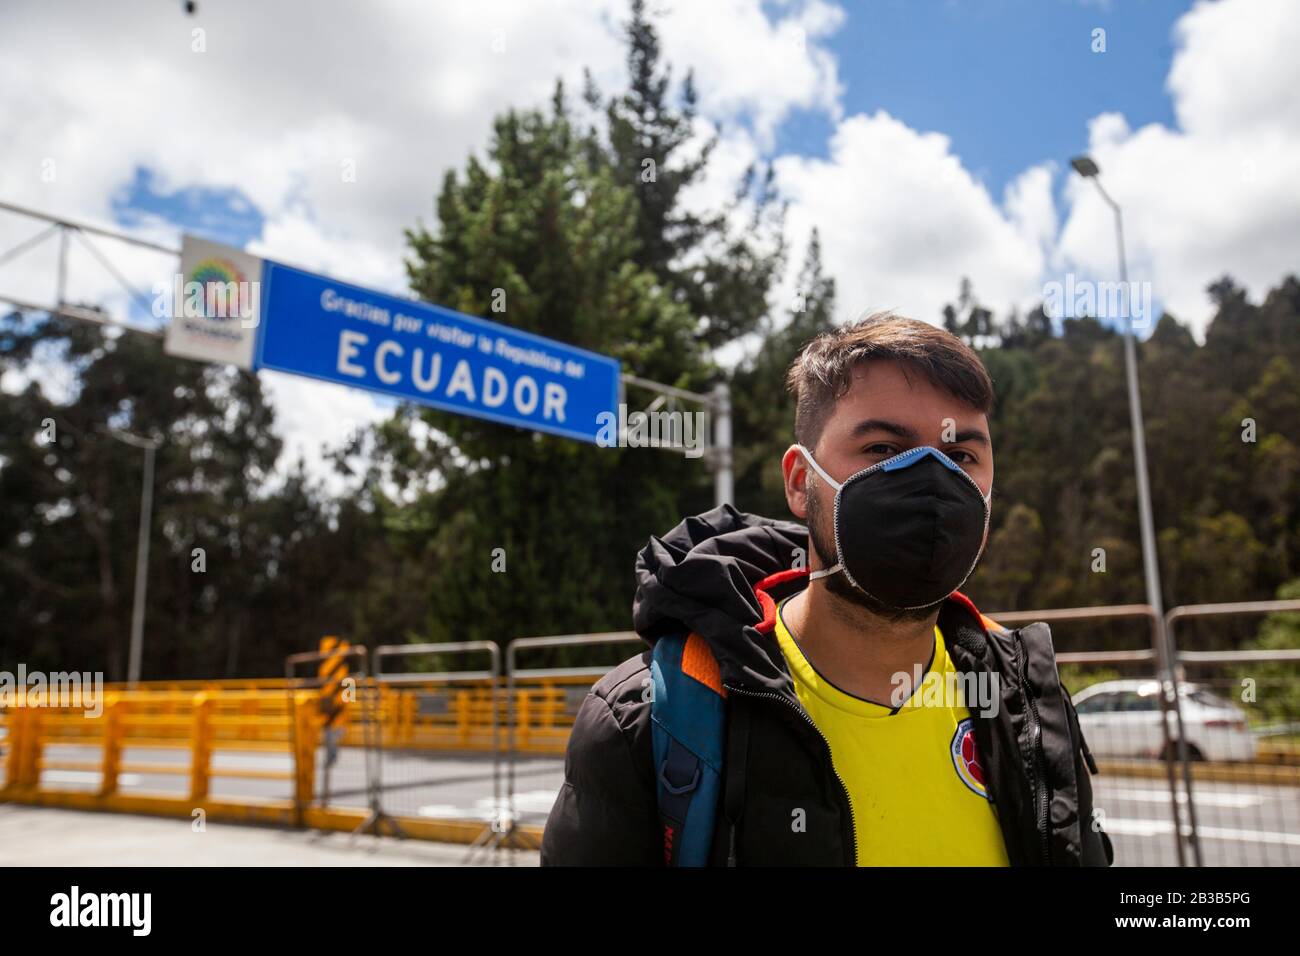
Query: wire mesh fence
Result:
<box><xmin>371</xmin><ymin>642</ymin><xmax>502</xmax><ymax>846</ymax></box>
<box><xmin>504</xmin><ymin>632</ymin><xmax>645</xmax><ymax>839</ymax></box>
<box><xmin>244</xmin><ymin>600</ymin><xmax>1300</xmax><ymax>865</ymax></box>
<box><xmin>1159</xmin><ymin>600</ymin><xmax>1300</xmax><ymax>867</ymax></box>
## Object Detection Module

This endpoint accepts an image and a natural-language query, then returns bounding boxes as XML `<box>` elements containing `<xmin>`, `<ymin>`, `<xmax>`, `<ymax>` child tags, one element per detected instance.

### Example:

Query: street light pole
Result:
<box><xmin>1070</xmin><ymin>156</ymin><xmax>1202</xmax><ymax>866</ymax></box>
<box><xmin>105</xmin><ymin>427</ymin><xmax>163</xmax><ymax>688</ymax></box>
<box><xmin>1076</xmin><ymin>165</ymin><xmax>1163</xmax><ymax>640</ymax></box>
<box><xmin>712</xmin><ymin>382</ymin><xmax>733</xmax><ymax>508</ymax></box>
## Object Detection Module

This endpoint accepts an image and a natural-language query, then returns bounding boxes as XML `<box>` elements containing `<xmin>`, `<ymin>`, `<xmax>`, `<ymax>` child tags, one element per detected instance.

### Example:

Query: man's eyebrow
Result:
<box><xmin>848</xmin><ymin>418</ymin><xmax>990</xmax><ymax>446</ymax></box>
<box><xmin>951</xmin><ymin>429</ymin><xmax>990</xmax><ymax>446</ymax></box>
<box><xmin>848</xmin><ymin>419</ymin><xmax>919</xmax><ymax>440</ymax></box>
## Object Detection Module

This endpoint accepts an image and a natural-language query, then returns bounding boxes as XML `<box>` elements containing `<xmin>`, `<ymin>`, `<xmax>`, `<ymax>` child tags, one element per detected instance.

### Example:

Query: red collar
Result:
<box><xmin>752</xmin><ymin>567</ymin><xmax>992</xmax><ymax>635</ymax></box>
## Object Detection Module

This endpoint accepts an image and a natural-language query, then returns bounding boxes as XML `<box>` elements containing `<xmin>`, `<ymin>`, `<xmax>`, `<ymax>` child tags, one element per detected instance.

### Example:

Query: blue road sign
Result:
<box><xmin>254</xmin><ymin>262</ymin><xmax>620</xmax><ymax>443</ymax></box>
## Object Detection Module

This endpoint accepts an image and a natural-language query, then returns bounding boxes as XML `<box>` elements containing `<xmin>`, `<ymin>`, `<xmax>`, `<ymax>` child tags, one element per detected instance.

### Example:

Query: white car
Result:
<box><xmin>1071</xmin><ymin>679</ymin><xmax>1257</xmax><ymax>763</ymax></box>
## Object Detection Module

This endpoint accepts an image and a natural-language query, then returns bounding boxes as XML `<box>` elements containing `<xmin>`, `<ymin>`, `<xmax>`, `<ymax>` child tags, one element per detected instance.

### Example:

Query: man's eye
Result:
<box><xmin>863</xmin><ymin>443</ymin><xmax>896</xmax><ymax>456</ymax></box>
<box><xmin>947</xmin><ymin>448</ymin><xmax>977</xmax><ymax>464</ymax></box>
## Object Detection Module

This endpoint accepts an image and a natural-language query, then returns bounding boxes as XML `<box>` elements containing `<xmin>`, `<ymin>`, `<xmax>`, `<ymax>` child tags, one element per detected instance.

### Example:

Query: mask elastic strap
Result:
<box><xmin>794</xmin><ymin>444</ymin><xmax>842</xmax><ymax>492</ymax></box>
<box><xmin>795</xmin><ymin>444</ymin><xmax>844</xmax><ymax>582</ymax></box>
<box><xmin>809</xmin><ymin>563</ymin><xmax>843</xmax><ymax>581</ymax></box>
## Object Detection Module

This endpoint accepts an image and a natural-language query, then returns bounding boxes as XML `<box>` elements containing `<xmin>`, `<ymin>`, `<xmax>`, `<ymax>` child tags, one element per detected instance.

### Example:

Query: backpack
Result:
<box><xmin>650</xmin><ymin>630</ymin><xmax>738</xmax><ymax>866</ymax></box>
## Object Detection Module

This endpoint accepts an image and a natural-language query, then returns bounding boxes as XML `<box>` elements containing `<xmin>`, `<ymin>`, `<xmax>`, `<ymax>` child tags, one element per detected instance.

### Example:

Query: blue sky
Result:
<box><xmin>775</xmin><ymin>0</ymin><xmax>1190</xmax><ymax>196</ymax></box>
<box><xmin>112</xmin><ymin>168</ymin><xmax>265</xmax><ymax>251</ymax></box>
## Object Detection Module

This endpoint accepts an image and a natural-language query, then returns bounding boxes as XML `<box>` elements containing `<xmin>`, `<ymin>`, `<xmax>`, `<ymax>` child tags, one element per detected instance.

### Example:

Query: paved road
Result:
<box><xmin>28</xmin><ymin>742</ymin><xmax>564</xmax><ymax>825</ymax></box>
<box><xmin>22</xmin><ymin>742</ymin><xmax>1300</xmax><ymax>866</ymax></box>
<box><xmin>0</xmin><ymin>804</ymin><xmax>538</xmax><ymax>866</ymax></box>
<box><xmin>1095</xmin><ymin>776</ymin><xmax>1300</xmax><ymax>866</ymax></box>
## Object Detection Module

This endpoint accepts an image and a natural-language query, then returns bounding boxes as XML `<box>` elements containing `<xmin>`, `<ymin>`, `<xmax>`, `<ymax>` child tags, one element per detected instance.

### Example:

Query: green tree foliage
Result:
<box><xmin>0</xmin><ymin>311</ymin><xmax>399</xmax><ymax>678</ymax></box>
<box><xmin>379</xmin><ymin>3</ymin><xmax>788</xmax><ymax>657</ymax></box>
<box><xmin>582</xmin><ymin>0</ymin><xmax>786</xmax><ymax>351</ymax></box>
<box><xmin>730</xmin><ymin>229</ymin><xmax>836</xmax><ymax>518</ymax></box>
<box><xmin>957</xmin><ymin>274</ymin><xmax>1300</xmax><ymax>655</ymax></box>
<box><xmin>1234</xmin><ymin>578</ymin><xmax>1300</xmax><ymax>726</ymax></box>
<box><xmin>393</xmin><ymin>87</ymin><xmax>710</xmax><ymax>651</ymax></box>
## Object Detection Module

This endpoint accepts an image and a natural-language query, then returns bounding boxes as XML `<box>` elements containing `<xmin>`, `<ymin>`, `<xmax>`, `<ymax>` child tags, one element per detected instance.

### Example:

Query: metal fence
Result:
<box><xmin>1161</xmin><ymin>601</ymin><xmax>1300</xmax><ymax>867</ymax></box>
<box><xmin>984</xmin><ymin>603</ymin><xmax>1196</xmax><ymax>865</ymax></box>
<box><xmin>0</xmin><ymin>686</ymin><xmax>308</xmax><ymax>830</ymax></box>
<box><xmin>503</xmin><ymin>631</ymin><xmax>645</xmax><ymax>853</ymax></box>
<box><xmin>5</xmin><ymin>599</ymin><xmax>1296</xmax><ymax>864</ymax></box>
<box><xmin>982</xmin><ymin>601</ymin><xmax>1300</xmax><ymax>867</ymax></box>
<box><xmin>372</xmin><ymin>641</ymin><xmax>502</xmax><ymax>855</ymax></box>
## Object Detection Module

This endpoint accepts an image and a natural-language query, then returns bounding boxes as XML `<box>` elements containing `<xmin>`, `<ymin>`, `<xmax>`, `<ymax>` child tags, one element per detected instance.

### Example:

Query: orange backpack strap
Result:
<box><xmin>679</xmin><ymin>632</ymin><xmax>726</xmax><ymax>696</ymax></box>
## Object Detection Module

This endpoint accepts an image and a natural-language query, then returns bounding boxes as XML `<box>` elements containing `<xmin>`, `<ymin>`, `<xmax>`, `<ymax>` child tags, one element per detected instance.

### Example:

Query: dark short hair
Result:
<box><xmin>786</xmin><ymin>311</ymin><xmax>994</xmax><ymax>449</ymax></box>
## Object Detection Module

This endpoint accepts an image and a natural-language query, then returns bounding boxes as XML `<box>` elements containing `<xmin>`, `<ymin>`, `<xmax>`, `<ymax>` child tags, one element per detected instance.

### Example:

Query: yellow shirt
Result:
<box><xmin>774</xmin><ymin>598</ymin><xmax>1010</xmax><ymax>866</ymax></box>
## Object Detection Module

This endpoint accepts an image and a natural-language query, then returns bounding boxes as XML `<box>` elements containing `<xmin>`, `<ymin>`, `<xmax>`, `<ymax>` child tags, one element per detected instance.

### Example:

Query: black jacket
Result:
<box><xmin>540</xmin><ymin>505</ymin><xmax>1114</xmax><ymax>866</ymax></box>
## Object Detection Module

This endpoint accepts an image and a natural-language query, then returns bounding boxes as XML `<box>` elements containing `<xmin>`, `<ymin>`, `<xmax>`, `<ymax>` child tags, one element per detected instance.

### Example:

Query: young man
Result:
<box><xmin>541</xmin><ymin>313</ymin><xmax>1113</xmax><ymax>866</ymax></box>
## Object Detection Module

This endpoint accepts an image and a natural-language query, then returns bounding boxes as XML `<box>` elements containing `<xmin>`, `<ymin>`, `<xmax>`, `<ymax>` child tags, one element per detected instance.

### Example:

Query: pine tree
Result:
<box><xmin>585</xmin><ymin>0</ymin><xmax>786</xmax><ymax>352</ymax></box>
<box><xmin>730</xmin><ymin>229</ymin><xmax>837</xmax><ymax>517</ymax></box>
<box><xmin>395</xmin><ymin>87</ymin><xmax>710</xmax><ymax>648</ymax></box>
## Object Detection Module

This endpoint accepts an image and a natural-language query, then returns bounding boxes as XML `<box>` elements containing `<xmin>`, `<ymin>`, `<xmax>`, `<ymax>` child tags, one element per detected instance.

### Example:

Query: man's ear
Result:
<box><xmin>782</xmin><ymin>444</ymin><xmax>811</xmax><ymax>520</ymax></box>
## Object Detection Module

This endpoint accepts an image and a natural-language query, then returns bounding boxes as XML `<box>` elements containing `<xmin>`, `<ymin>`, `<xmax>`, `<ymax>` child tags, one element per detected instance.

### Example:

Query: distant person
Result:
<box><xmin>541</xmin><ymin>313</ymin><xmax>1113</xmax><ymax>866</ymax></box>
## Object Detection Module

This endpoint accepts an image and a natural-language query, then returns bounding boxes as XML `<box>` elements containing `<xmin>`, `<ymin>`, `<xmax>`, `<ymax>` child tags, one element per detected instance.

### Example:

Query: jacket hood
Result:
<box><xmin>632</xmin><ymin>504</ymin><xmax>997</xmax><ymax>700</ymax></box>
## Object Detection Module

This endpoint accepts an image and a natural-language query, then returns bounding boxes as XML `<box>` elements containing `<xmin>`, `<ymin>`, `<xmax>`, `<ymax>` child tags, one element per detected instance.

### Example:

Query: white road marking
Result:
<box><xmin>417</xmin><ymin>789</ymin><xmax>559</xmax><ymax>820</ymax></box>
<box><xmin>1102</xmin><ymin>787</ymin><xmax>1264</xmax><ymax>808</ymax></box>
<box><xmin>1104</xmin><ymin>817</ymin><xmax>1300</xmax><ymax>846</ymax></box>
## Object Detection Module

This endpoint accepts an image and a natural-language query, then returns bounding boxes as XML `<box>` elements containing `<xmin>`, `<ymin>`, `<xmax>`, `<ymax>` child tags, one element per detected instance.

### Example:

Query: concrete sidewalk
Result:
<box><xmin>0</xmin><ymin>804</ymin><xmax>540</xmax><ymax>866</ymax></box>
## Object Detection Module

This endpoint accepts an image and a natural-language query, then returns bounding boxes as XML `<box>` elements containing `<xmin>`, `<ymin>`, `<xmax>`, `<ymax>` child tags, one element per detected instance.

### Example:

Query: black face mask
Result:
<box><xmin>796</xmin><ymin>444</ymin><xmax>991</xmax><ymax>611</ymax></box>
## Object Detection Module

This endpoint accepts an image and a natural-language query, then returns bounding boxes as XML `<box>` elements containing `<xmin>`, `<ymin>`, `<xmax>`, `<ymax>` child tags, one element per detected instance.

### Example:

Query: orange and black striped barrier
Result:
<box><xmin>316</xmin><ymin>636</ymin><xmax>352</xmax><ymax>735</ymax></box>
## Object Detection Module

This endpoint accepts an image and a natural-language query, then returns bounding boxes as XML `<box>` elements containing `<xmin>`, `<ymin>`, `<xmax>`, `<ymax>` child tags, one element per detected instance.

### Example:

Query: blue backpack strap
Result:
<box><xmin>650</xmin><ymin>631</ymin><xmax>726</xmax><ymax>866</ymax></box>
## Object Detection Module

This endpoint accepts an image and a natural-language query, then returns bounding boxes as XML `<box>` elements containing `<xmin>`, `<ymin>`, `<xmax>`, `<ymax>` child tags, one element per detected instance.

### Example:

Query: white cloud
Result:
<box><xmin>258</xmin><ymin>370</ymin><xmax>392</xmax><ymax>496</ymax></box>
<box><xmin>0</xmin><ymin>0</ymin><xmax>844</xmax><ymax>485</ymax></box>
<box><xmin>1004</xmin><ymin>164</ymin><xmax>1058</xmax><ymax>259</ymax></box>
<box><xmin>775</xmin><ymin>111</ymin><xmax>1049</xmax><ymax>326</ymax></box>
<box><xmin>1055</xmin><ymin>0</ymin><xmax>1300</xmax><ymax>336</ymax></box>
<box><xmin>652</xmin><ymin>0</ymin><xmax>844</xmax><ymax>145</ymax></box>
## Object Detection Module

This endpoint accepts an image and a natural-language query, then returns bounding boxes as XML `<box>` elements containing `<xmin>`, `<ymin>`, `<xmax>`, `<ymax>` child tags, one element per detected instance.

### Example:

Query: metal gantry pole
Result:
<box><xmin>617</xmin><ymin>372</ymin><xmax>731</xmax><ymax>505</ymax></box>
<box><xmin>0</xmin><ymin>199</ymin><xmax>177</xmax><ymax>338</ymax></box>
<box><xmin>56</xmin><ymin>224</ymin><xmax>69</xmax><ymax>307</ymax></box>
<box><xmin>0</xmin><ymin>199</ymin><xmax>179</xmax><ymax>256</ymax></box>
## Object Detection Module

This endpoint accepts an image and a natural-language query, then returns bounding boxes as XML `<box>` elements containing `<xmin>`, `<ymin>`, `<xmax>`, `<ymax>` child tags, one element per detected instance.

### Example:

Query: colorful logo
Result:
<box><xmin>950</xmin><ymin>717</ymin><xmax>989</xmax><ymax>799</ymax></box>
<box><xmin>189</xmin><ymin>256</ymin><xmax>252</xmax><ymax>322</ymax></box>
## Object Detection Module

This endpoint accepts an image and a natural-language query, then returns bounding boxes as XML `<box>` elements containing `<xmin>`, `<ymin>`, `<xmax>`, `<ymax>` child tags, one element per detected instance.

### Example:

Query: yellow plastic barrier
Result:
<box><xmin>1</xmin><ymin>689</ymin><xmax>304</xmax><ymax>812</ymax></box>
<box><xmin>0</xmin><ymin>681</ymin><xmax>555</xmax><ymax>846</ymax></box>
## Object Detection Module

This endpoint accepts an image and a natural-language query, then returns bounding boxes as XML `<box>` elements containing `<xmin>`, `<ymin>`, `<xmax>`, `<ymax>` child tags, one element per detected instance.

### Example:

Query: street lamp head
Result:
<box><xmin>1070</xmin><ymin>155</ymin><xmax>1100</xmax><ymax>178</ymax></box>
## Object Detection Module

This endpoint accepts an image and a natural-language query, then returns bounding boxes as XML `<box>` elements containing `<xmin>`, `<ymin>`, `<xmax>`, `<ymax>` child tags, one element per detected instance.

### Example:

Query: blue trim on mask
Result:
<box><xmin>879</xmin><ymin>445</ymin><xmax>963</xmax><ymax>474</ymax></box>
